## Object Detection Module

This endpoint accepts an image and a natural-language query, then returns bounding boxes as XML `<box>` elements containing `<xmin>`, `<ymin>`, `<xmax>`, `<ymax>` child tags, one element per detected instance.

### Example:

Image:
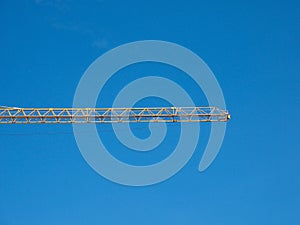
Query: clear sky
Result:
<box><xmin>0</xmin><ymin>0</ymin><xmax>299</xmax><ymax>224</ymax></box>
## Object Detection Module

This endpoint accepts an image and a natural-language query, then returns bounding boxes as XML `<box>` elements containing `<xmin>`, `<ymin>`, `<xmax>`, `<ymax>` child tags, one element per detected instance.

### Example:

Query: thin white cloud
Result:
<box><xmin>92</xmin><ymin>38</ymin><xmax>109</xmax><ymax>49</ymax></box>
<box><xmin>35</xmin><ymin>0</ymin><xmax>109</xmax><ymax>50</ymax></box>
<box><xmin>34</xmin><ymin>0</ymin><xmax>70</xmax><ymax>13</ymax></box>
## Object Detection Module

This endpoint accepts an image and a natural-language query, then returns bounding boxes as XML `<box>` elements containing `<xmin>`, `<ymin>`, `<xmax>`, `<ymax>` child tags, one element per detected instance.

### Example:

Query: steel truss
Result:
<box><xmin>0</xmin><ymin>106</ymin><xmax>230</xmax><ymax>124</ymax></box>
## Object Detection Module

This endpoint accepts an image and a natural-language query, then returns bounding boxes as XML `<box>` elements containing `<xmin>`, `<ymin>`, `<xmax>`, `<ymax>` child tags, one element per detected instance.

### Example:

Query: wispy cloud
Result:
<box><xmin>35</xmin><ymin>0</ymin><xmax>70</xmax><ymax>13</ymax></box>
<box><xmin>52</xmin><ymin>21</ymin><xmax>109</xmax><ymax>50</ymax></box>
<box><xmin>34</xmin><ymin>0</ymin><xmax>110</xmax><ymax>50</ymax></box>
<box><xmin>92</xmin><ymin>38</ymin><xmax>109</xmax><ymax>49</ymax></box>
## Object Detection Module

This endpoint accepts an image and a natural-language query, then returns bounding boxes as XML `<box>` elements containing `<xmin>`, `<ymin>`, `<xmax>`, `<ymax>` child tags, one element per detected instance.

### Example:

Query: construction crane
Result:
<box><xmin>0</xmin><ymin>106</ymin><xmax>230</xmax><ymax>124</ymax></box>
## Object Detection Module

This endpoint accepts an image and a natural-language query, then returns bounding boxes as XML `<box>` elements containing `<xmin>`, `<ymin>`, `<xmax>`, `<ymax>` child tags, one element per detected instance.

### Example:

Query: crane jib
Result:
<box><xmin>0</xmin><ymin>107</ymin><xmax>230</xmax><ymax>124</ymax></box>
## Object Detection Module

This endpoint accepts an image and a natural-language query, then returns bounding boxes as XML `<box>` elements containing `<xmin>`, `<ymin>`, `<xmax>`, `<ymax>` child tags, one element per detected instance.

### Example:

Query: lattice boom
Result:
<box><xmin>0</xmin><ymin>107</ymin><xmax>230</xmax><ymax>124</ymax></box>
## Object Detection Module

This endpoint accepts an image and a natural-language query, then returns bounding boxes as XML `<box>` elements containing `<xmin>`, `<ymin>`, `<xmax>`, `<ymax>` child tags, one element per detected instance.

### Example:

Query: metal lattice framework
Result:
<box><xmin>0</xmin><ymin>106</ymin><xmax>230</xmax><ymax>124</ymax></box>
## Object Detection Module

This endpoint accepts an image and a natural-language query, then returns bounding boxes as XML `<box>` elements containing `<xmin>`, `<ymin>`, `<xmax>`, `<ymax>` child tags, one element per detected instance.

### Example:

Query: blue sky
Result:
<box><xmin>0</xmin><ymin>0</ymin><xmax>299</xmax><ymax>224</ymax></box>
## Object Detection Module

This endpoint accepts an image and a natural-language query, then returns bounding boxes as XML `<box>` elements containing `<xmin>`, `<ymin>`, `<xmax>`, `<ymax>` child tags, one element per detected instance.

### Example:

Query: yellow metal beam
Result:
<box><xmin>0</xmin><ymin>106</ymin><xmax>230</xmax><ymax>124</ymax></box>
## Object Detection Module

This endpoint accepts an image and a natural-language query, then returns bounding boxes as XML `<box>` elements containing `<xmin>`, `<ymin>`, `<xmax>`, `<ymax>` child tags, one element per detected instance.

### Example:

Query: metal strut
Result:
<box><xmin>0</xmin><ymin>106</ymin><xmax>230</xmax><ymax>124</ymax></box>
